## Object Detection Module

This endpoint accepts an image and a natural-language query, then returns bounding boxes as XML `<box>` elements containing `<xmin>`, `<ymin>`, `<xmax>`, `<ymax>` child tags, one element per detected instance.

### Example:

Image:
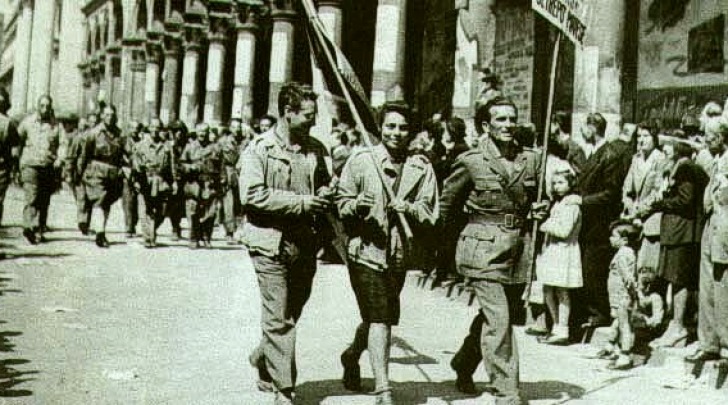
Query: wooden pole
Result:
<box><xmin>301</xmin><ymin>0</ymin><xmax>413</xmax><ymax>241</ymax></box>
<box><xmin>525</xmin><ymin>32</ymin><xmax>561</xmax><ymax>306</ymax></box>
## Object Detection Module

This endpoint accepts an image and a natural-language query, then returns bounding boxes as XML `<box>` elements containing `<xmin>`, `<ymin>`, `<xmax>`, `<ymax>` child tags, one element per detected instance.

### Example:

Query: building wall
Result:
<box><xmin>636</xmin><ymin>0</ymin><xmax>728</xmax><ymax>127</ymax></box>
<box><xmin>53</xmin><ymin>0</ymin><xmax>84</xmax><ymax>117</ymax></box>
<box><xmin>494</xmin><ymin>3</ymin><xmax>534</xmax><ymax>123</ymax></box>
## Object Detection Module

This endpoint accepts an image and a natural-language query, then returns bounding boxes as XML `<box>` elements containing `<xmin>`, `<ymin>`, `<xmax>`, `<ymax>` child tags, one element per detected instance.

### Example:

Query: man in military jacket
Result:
<box><xmin>17</xmin><ymin>95</ymin><xmax>63</xmax><ymax>244</ymax></box>
<box><xmin>239</xmin><ymin>83</ymin><xmax>331</xmax><ymax>405</ymax></box>
<box><xmin>122</xmin><ymin>121</ymin><xmax>144</xmax><ymax>237</ymax></box>
<box><xmin>134</xmin><ymin>118</ymin><xmax>177</xmax><ymax>248</ymax></box>
<box><xmin>180</xmin><ymin>122</ymin><xmax>225</xmax><ymax>249</ymax></box>
<box><xmin>441</xmin><ymin>97</ymin><xmax>542</xmax><ymax>405</ymax></box>
<box><xmin>218</xmin><ymin>119</ymin><xmax>244</xmax><ymax>244</ymax></box>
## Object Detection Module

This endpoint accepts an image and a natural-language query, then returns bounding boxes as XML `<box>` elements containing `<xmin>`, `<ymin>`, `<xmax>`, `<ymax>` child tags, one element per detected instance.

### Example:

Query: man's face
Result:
<box><xmin>230</xmin><ymin>120</ymin><xmax>242</xmax><ymax>136</ymax></box>
<box><xmin>486</xmin><ymin>105</ymin><xmax>517</xmax><ymax>143</ymax></box>
<box><xmin>381</xmin><ymin>111</ymin><xmax>410</xmax><ymax>152</ymax></box>
<box><xmin>286</xmin><ymin>100</ymin><xmax>317</xmax><ymax>136</ymax></box>
<box><xmin>149</xmin><ymin>120</ymin><xmax>161</xmax><ymax>141</ymax></box>
<box><xmin>259</xmin><ymin>118</ymin><xmax>272</xmax><ymax>133</ymax></box>
<box><xmin>636</xmin><ymin>129</ymin><xmax>655</xmax><ymax>153</ymax></box>
<box><xmin>38</xmin><ymin>97</ymin><xmax>52</xmax><ymax>120</ymax></box>
<box><xmin>195</xmin><ymin>125</ymin><xmax>210</xmax><ymax>145</ymax></box>
<box><xmin>582</xmin><ymin>123</ymin><xmax>597</xmax><ymax>142</ymax></box>
<box><xmin>101</xmin><ymin>107</ymin><xmax>115</xmax><ymax>127</ymax></box>
<box><xmin>705</xmin><ymin>121</ymin><xmax>725</xmax><ymax>154</ymax></box>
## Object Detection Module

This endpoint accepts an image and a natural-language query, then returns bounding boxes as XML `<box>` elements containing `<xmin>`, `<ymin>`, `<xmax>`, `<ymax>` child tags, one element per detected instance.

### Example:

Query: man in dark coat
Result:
<box><xmin>573</xmin><ymin>113</ymin><xmax>632</xmax><ymax>328</ymax></box>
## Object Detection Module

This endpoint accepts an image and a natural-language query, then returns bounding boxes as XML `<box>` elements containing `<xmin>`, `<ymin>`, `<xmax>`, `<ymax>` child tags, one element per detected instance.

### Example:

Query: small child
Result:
<box><xmin>535</xmin><ymin>169</ymin><xmax>582</xmax><ymax>345</ymax></box>
<box><xmin>632</xmin><ymin>267</ymin><xmax>665</xmax><ymax>338</ymax></box>
<box><xmin>601</xmin><ymin>221</ymin><xmax>641</xmax><ymax>370</ymax></box>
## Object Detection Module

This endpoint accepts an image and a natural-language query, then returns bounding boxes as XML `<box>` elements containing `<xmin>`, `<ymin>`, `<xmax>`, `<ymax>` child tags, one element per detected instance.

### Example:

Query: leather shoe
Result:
<box><xmin>340</xmin><ymin>349</ymin><xmax>361</xmax><ymax>391</ymax></box>
<box><xmin>23</xmin><ymin>228</ymin><xmax>37</xmax><ymax>245</ymax></box>
<box><xmin>685</xmin><ymin>350</ymin><xmax>720</xmax><ymax>363</ymax></box>
<box><xmin>450</xmin><ymin>358</ymin><xmax>477</xmax><ymax>394</ymax></box>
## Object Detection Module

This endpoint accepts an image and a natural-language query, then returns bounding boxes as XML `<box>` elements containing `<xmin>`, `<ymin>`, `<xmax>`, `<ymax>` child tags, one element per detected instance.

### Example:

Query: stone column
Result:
<box><xmin>312</xmin><ymin>0</ymin><xmax>344</xmax><ymax>148</ymax></box>
<box><xmin>120</xmin><ymin>41</ymin><xmax>139</xmax><ymax>124</ymax></box>
<box><xmin>203</xmin><ymin>19</ymin><xmax>228</xmax><ymax>125</ymax></box>
<box><xmin>180</xmin><ymin>28</ymin><xmax>204</xmax><ymax>129</ymax></box>
<box><xmin>28</xmin><ymin>0</ymin><xmax>57</xmax><ymax>108</ymax></box>
<box><xmin>131</xmin><ymin>48</ymin><xmax>148</xmax><ymax>122</ymax></box>
<box><xmin>267</xmin><ymin>3</ymin><xmax>296</xmax><ymax>116</ymax></box>
<box><xmin>231</xmin><ymin>6</ymin><xmax>260</xmax><ymax>121</ymax></box>
<box><xmin>160</xmin><ymin>36</ymin><xmax>182</xmax><ymax>125</ymax></box>
<box><xmin>371</xmin><ymin>0</ymin><xmax>407</xmax><ymax>107</ymax></box>
<box><xmin>572</xmin><ymin>0</ymin><xmax>626</xmax><ymax>139</ymax></box>
<box><xmin>318</xmin><ymin>0</ymin><xmax>344</xmax><ymax>46</ymax></box>
<box><xmin>144</xmin><ymin>41</ymin><xmax>163</xmax><ymax>121</ymax></box>
<box><xmin>78</xmin><ymin>63</ymin><xmax>92</xmax><ymax>117</ymax></box>
<box><xmin>90</xmin><ymin>59</ymin><xmax>101</xmax><ymax>111</ymax></box>
<box><xmin>10</xmin><ymin>0</ymin><xmax>34</xmax><ymax>115</ymax></box>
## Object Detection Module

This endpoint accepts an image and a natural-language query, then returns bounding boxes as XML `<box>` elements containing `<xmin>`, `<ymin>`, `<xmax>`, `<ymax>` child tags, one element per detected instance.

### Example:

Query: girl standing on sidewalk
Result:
<box><xmin>536</xmin><ymin>169</ymin><xmax>583</xmax><ymax>345</ymax></box>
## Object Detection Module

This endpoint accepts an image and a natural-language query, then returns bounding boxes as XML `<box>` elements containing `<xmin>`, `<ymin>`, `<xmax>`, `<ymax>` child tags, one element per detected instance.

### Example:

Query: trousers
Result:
<box><xmin>0</xmin><ymin>168</ymin><xmax>10</xmax><ymax>225</ymax></box>
<box><xmin>698</xmin><ymin>221</ymin><xmax>728</xmax><ymax>356</ymax></box>
<box><xmin>122</xmin><ymin>177</ymin><xmax>139</xmax><ymax>233</ymax></box>
<box><xmin>73</xmin><ymin>182</ymin><xmax>91</xmax><ymax>226</ymax></box>
<box><xmin>250</xmin><ymin>241</ymin><xmax>317</xmax><ymax>391</ymax></box>
<box><xmin>21</xmin><ymin>166</ymin><xmax>54</xmax><ymax>231</ymax></box>
<box><xmin>142</xmin><ymin>194</ymin><xmax>168</xmax><ymax>243</ymax></box>
<box><xmin>452</xmin><ymin>280</ymin><xmax>523</xmax><ymax>398</ymax></box>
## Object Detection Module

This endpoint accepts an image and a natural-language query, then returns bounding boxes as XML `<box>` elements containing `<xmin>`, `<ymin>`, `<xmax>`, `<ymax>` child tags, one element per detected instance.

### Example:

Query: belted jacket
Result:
<box><xmin>238</xmin><ymin>127</ymin><xmax>331</xmax><ymax>257</ymax></box>
<box><xmin>440</xmin><ymin>137</ymin><xmax>541</xmax><ymax>283</ymax></box>
<box><xmin>337</xmin><ymin>144</ymin><xmax>439</xmax><ymax>272</ymax></box>
<box><xmin>133</xmin><ymin>138</ymin><xmax>177</xmax><ymax>197</ymax></box>
<box><xmin>18</xmin><ymin>113</ymin><xmax>61</xmax><ymax>168</ymax></box>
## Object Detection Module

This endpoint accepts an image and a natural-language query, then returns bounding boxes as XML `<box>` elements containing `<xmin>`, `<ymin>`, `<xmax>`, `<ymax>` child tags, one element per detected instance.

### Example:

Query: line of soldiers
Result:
<box><xmin>0</xmin><ymin>89</ymin><xmax>253</xmax><ymax>250</ymax></box>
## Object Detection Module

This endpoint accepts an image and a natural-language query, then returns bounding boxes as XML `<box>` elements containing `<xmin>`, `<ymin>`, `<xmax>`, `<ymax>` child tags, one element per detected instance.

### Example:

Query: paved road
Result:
<box><xmin>0</xmin><ymin>186</ymin><xmax>724</xmax><ymax>404</ymax></box>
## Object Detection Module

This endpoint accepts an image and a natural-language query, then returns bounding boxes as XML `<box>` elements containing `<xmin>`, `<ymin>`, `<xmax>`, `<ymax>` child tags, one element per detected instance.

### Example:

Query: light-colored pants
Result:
<box><xmin>250</xmin><ymin>242</ymin><xmax>316</xmax><ymax>391</ymax></box>
<box><xmin>698</xmin><ymin>221</ymin><xmax>728</xmax><ymax>356</ymax></box>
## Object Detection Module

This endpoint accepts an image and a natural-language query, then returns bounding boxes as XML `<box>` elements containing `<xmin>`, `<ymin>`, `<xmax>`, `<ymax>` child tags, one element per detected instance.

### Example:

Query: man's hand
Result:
<box><xmin>303</xmin><ymin>195</ymin><xmax>331</xmax><ymax>214</ymax></box>
<box><xmin>355</xmin><ymin>192</ymin><xmax>376</xmax><ymax>216</ymax></box>
<box><xmin>530</xmin><ymin>201</ymin><xmax>550</xmax><ymax>221</ymax></box>
<box><xmin>388</xmin><ymin>198</ymin><xmax>409</xmax><ymax>214</ymax></box>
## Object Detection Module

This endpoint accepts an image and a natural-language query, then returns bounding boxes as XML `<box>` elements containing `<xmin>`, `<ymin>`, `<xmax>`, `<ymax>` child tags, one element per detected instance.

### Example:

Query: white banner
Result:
<box><xmin>532</xmin><ymin>0</ymin><xmax>592</xmax><ymax>46</ymax></box>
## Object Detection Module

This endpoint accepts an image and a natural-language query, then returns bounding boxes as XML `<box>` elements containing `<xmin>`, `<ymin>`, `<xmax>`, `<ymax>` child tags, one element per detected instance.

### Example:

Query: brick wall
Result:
<box><xmin>494</xmin><ymin>5</ymin><xmax>534</xmax><ymax>123</ymax></box>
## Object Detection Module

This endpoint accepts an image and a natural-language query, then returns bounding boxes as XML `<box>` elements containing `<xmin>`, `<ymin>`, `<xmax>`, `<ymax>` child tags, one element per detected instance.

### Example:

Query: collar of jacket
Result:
<box><xmin>480</xmin><ymin>137</ymin><xmax>530</xmax><ymax>183</ymax></box>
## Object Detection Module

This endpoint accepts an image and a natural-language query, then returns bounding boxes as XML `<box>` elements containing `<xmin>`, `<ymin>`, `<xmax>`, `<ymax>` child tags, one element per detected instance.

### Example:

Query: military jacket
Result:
<box><xmin>18</xmin><ymin>113</ymin><xmax>61</xmax><ymax>168</ymax></box>
<box><xmin>179</xmin><ymin>140</ymin><xmax>224</xmax><ymax>181</ymax></box>
<box><xmin>133</xmin><ymin>138</ymin><xmax>177</xmax><ymax>195</ymax></box>
<box><xmin>440</xmin><ymin>137</ymin><xmax>541</xmax><ymax>283</ymax></box>
<box><xmin>337</xmin><ymin>144</ymin><xmax>439</xmax><ymax>271</ymax></box>
<box><xmin>77</xmin><ymin>124</ymin><xmax>125</xmax><ymax>179</ymax></box>
<box><xmin>238</xmin><ymin>127</ymin><xmax>331</xmax><ymax>257</ymax></box>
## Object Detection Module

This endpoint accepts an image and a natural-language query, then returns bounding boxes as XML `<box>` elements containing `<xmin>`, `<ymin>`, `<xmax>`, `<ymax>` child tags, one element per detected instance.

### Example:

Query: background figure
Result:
<box><xmin>218</xmin><ymin>119</ymin><xmax>243</xmax><ymax>244</ymax></box>
<box><xmin>78</xmin><ymin>105</ymin><xmax>124</xmax><ymax>248</ymax></box>
<box><xmin>622</xmin><ymin>123</ymin><xmax>666</xmax><ymax>271</ymax></box>
<box><xmin>180</xmin><ymin>123</ymin><xmax>225</xmax><ymax>249</ymax></box>
<box><xmin>0</xmin><ymin>87</ymin><xmax>19</xmax><ymax>228</ymax></box>
<box><xmin>135</xmin><ymin>118</ymin><xmax>177</xmax><ymax>248</ymax></box>
<box><xmin>17</xmin><ymin>95</ymin><xmax>62</xmax><ymax>244</ymax></box>
<box><xmin>121</xmin><ymin>121</ymin><xmax>143</xmax><ymax>237</ymax></box>
<box><xmin>649</xmin><ymin>140</ymin><xmax>707</xmax><ymax>348</ymax></box>
<box><xmin>166</xmin><ymin>120</ymin><xmax>188</xmax><ymax>241</ymax></box>
<box><xmin>68</xmin><ymin>115</ymin><xmax>95</xmax><ymax>234</ymax></box>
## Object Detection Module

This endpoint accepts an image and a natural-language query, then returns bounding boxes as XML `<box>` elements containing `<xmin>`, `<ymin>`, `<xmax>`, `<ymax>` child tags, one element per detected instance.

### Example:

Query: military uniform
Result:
<box><xmin>441</xmin><ymin>137</ymin><xmax>541</xmax><ymax>403</ymax></box>
<box><xmin>78</xmin><ymin>124</ymin><xmax>125</xmax><ymax>209</ymax></box>
<box><xmin>0</xmin><ymin>112</ymin><xmax>18</xmax><ymax>226</ymax></box>
<box><xmin>121</xmin><ymin>131</ymin><xmax>142</xmax><ymax>236</ymax></box>
<box><xmin>180</xmin><ymin>138</ymin><xmax>225</xmax><ymax>246</ymax></box>
<box><xmin>239</xmin><ymin>128</ymin><xmax>330</xmax><ymax>395</ymax></box>
<box><xmin>66</xmin><ymin>128</ymin><xmax>92</xmax><ymax>231</ymax></box>
<box><xmin>18</xmin><ymin>113</ymin><xmax>62</xmax><ymax>241</ymax></box>
<box><xmin>165</xmin><ymin>136</ymin><xmax>187</xmax><ymax>239</ymax></box>
<box><xmin>134</xmin><ymin>137</ymin><xmax>177</xmax><ymax>246</ymax></box>
<box><xmin>218</xmin><ymin>133</ymin><xmax>242</xmax><ymax>239</ymax></box>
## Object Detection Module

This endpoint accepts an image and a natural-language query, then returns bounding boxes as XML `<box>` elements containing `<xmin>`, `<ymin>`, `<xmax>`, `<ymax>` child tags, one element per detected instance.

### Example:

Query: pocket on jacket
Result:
<box><xmin>456</xmin><ymin>223</ymin><xmax>522</xmax><ymax>272</ymax></box>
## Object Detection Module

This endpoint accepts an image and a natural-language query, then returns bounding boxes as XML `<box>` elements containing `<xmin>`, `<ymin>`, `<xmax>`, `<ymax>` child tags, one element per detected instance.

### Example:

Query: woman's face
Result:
<box><xmin>663</xmin><ymin>143</ymin><xmax>675</xmax><ymax>161</ymax></box>
<box><xmin>636</xmin><ymin>129</ymin><xmax>655</xmax><ymax>154</ymax></box>
<box><xmin>381</xmin><ymin>111</ymin><xmax>410</xmax><ymax>152</ymax></box>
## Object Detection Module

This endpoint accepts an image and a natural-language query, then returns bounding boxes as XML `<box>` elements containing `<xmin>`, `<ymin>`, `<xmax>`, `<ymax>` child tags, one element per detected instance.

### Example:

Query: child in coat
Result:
<box><xmin>536</xmin><ymin>169</ymin><xmax>582</xmax><ymax>345</ymax></box>
<box><xmin>600</xmin><ymin>221</ymin><xmax>641</xmax><ymax>369</ymax></box>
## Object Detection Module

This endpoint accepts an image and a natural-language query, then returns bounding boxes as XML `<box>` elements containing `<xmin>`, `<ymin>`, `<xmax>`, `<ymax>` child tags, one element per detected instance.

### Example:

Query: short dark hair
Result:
<box><xmin>610</xmin><ymin>220</ymin><xmax>640</xmax><ymax>247</ymax></box>
<box><xmin>168</xmin><ymin>120</ymin><xmax>188</xmax><ymax>136</ymax></box>
<box><xmin>278</xmin><ymin>82</ymin><xmax>317</xmax><ymax>117</ymax></box>
<box><xmin>446</xmin><ymin>116</ymin><xmax>467</xmax><ymax>143</ymax></box>
<box><xmin>671</xmin><ymin>140</ymin><xmax>694</xmax><ymax>160</ymax></box>
<box><xmin>378</xmin><ymin>101</ymin><xmax>412</xmax><ymax>129</ymax></box>
<box><xmin>551</xmin><ymin>111</ymin><xmax>571</xmax><ymax>134</ymax></box>
<box><xmin>474</xmin><ymin>96</ymin><xmax>517</xmax><ymax>135</ymax></box>
<box><xmin>636</xmin><ymin>122</ymin><xmax>660</xmax><ymax>148</ymax></box>
<box><xmin>586</xmin><ymin>113</ymin><xmax>607</xmax><ymax>137</ymax></box>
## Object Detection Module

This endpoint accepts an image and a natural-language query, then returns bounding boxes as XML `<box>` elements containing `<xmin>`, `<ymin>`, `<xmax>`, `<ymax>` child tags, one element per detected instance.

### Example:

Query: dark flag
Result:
<box><xmin>301</xmin><ymin>0</ymin><xmax>380</xmax><ymax>139</ymax></box>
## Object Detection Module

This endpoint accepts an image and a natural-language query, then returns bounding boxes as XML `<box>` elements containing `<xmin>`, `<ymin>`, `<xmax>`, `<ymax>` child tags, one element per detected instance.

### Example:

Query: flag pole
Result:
<box><xmin>525</xmin><ymin>32</ymin><xmax>561</xmax><ymax>307</ymax></box>
<box><xmin>300</xmin><ymin>0</ymin><xmax>413</xmax><ymax>241</ymax></box>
